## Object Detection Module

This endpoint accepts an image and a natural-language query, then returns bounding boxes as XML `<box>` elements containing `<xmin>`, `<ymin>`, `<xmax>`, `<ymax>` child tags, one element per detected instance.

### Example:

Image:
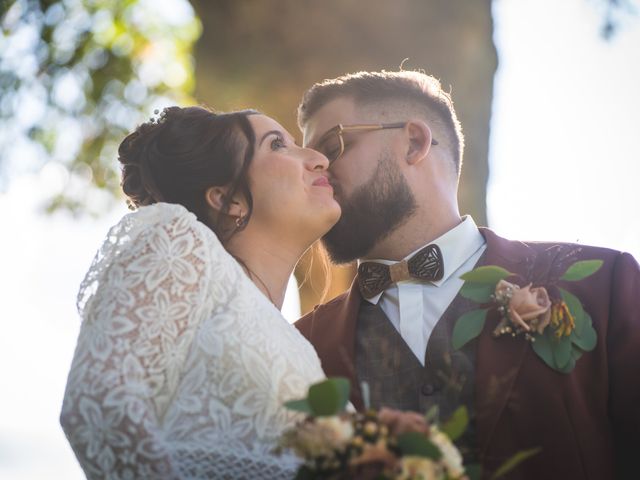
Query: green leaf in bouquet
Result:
<box><xmin>460</xmin><ymin>266</ymin><xmax>513</xmax><ymax>284</ymax></box>
<box><xmin>424</xmin><ymin>405</ymin><xmax>440</xmax><ymax>424</ymax></box>
<box><xmin>560</xmin><ymin>259</ymin><xmax>603</xmax><ymax>282</ymax></box>
<box><xmin>284</xmin><ymin>398</ymin><xmax>313</xmax><ymax>415</ymax></box>
<box><xmin>460</xmin><ymin>282</ymin><xmax>495</xmax><ymax>303</ymax></box>
<box><xmin>560</xmin><ymin>288</ymin><xmax>586</xmax><ymax>337</ymax></box>
<box><xmin>490</xmin><ymin>447</ymin><xmax>541</xmax><ymax>479</ymax></box>
<box><xmin>307</xmin><ymin>377</ymin><xmax>350</xmax><ymax>417</ymax></box>
<box><xmin>397</xmin><ymin>432</ymin><xmax>442</xmax><ymax>460</ymax></box>
<box><xmin>464</xmin><ymin>463</ymin><xmax>482</xmax><ymax>480</ymax></box>
<box><xmin>552</xmin><ymin>334</ymin><xmax>572</xmax><ymax>371</ymax></box>
<box><xmin>440</xmin><ymin>406</ymin><xmax>468</xmax><ymax>442</ymax></box>
<box><xmin>424</xmin><ymin>404</ymin><xmax>440</xmax><ymax>424</ymax></box>
<box><xmin>571</xmin><ymin>320</ymin><xmax>597</xmax><ymax>351</ymax></box>
<box><xmin>452</xmin><ymin>309</ymin><xmax>488</xmax><ymax>350</ymax></box>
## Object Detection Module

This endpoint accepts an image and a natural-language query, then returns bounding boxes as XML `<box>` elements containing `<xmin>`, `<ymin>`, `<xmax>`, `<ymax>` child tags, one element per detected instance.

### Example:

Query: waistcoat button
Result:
<box><xmin>421</xmin><ymin>383</ymin><xmax>435</xmax><ymax>396</ymax></box>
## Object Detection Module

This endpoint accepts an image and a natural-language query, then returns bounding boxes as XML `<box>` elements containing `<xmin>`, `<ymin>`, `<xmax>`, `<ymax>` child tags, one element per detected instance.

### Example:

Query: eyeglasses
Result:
<box><xmin>314</xmin><ymin>122</ymin><xmax>438</xmax><ymax>164</ymax></box>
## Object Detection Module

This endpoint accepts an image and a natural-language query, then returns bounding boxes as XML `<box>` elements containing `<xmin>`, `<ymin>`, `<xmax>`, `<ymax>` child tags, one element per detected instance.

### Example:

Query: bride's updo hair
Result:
<box><xmin>118</xmin><ymin>106</ymin><xmax>258</xmax><ymax>240</ymax></box>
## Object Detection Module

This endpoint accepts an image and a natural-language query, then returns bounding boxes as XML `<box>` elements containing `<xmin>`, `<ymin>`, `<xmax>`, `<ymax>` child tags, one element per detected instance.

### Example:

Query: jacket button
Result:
<box><xmin>421</xmin><ymin>384</ymin><xmax>435</xmax><ymax>396</ymax></box>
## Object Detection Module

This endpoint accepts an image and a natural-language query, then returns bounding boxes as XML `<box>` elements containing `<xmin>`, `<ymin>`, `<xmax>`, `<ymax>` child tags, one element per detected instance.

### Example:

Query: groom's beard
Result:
<box><xmin>322</xmin><ymin>150</ymin><xmax>417</xmax><ymax>264</ymax></box>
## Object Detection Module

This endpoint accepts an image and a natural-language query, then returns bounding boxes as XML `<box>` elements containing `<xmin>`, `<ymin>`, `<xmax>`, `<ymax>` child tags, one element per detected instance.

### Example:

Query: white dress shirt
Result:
<box><xmin>360</xmin><ymin>216</ymin><xmax>486</xmax><ymax>365</ymax></box>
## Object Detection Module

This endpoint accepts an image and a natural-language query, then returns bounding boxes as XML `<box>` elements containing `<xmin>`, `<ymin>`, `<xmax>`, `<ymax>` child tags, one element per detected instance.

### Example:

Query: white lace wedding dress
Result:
<box><xmin>60</xmin><ymin>203</ymin><xmax>326</xmax><ymax>479</ymax></box>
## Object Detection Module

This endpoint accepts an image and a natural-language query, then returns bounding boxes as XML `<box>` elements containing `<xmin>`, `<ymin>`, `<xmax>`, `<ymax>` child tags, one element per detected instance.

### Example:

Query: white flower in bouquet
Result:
<box><xmin>429</xmin><ymin>426</ymin><xmax>465</xmax><ymax>478</ymax></box>
<box><xmin>398</xmin><ymin>456</ymin><xmax>440</xmax><ymax>479</ymax></box>
<box><xmin>315</xmin><ymin>416</ymin><xmax>354</xmax><ymax>447</ymax></box>
<box><xmin>281</xmin><ymin>415</ymin><xmax>353</xmax><ymax>458</ymax></box>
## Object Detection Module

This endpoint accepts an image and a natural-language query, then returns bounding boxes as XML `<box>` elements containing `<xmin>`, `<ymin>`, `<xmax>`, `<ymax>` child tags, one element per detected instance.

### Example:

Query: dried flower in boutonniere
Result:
<box><xmin>452</xmin><ymin>260</ymin><xmax>603</xmax><ymax>373</ymax></box>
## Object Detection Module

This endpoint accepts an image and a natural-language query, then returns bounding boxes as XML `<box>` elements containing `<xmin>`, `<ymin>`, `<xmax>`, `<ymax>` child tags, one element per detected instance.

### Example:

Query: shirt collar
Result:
<box><xmin>359</xmin><ymin>216</ymin><xmax>486</xmax><ymax>303</ymax></box>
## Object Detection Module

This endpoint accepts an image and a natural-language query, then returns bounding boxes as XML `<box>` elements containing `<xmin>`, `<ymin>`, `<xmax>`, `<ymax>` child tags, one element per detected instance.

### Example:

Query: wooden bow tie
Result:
<box><xmin>357</xmin><ymin>244</ymin><xmax>444</xmax><ymax>298</ymax></box>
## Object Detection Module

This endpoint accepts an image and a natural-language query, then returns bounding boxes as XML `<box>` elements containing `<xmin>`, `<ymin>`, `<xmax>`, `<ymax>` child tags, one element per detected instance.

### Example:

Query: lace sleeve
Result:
<box><xmin>60</xmin><ymin>203</ymin><xmax>217</xmax><ymax>479</ymax></box>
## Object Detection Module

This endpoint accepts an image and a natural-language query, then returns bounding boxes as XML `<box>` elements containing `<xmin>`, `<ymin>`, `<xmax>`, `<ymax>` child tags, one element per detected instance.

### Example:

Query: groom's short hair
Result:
<box><xmin>297</xmin><ymin>70</ymin><xmax>465</xmax><ymax>174</ymax></box>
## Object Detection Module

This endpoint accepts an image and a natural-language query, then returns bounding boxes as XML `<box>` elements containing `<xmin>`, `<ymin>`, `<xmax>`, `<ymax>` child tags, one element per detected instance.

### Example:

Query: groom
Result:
<box><xmin>294</xmin><ymin>70</ymin><xmax>639</xmax><ymax>479</ymax></box>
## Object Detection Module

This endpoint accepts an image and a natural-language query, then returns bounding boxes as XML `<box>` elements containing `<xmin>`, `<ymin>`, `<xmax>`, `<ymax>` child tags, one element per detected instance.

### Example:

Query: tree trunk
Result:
<box><xmin>191</xmin><ymin>0</ymin><xmax>497</xmax><ymax>314</ymax></box>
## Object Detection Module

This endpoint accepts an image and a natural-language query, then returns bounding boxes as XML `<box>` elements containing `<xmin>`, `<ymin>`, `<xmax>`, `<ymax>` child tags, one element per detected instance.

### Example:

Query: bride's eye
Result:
<box><xmin>270</xmin><ymin>136</ymin><xmax>286</xmax><ymax>151</ymax></box>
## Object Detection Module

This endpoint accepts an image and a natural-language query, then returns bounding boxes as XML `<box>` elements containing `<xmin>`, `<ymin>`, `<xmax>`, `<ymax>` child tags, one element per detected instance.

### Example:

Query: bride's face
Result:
<box><xmin>245</xmin><ymin>114</ymin><xmax>341</xmax><ymax>239</ymax></box>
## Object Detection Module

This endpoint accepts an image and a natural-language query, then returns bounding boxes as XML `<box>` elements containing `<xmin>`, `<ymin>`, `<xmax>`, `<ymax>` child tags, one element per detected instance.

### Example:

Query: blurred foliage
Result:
<box><xmin>0</xmin><ymin>0</ymin><xmax>201</xmax><ymax>215</ymax></box>
<box><xmin>0</xmin><ymin>0</ymin><xmax>635</xmax><ymax>310</ymax></box>
<box><xmin>0</xmin><ymin>0</ymin><xmax>633</xmax><ymax>217</ymax></box>
<box><xmin>600</xmin><ymin>0</ymin><xmax>638</xmax><ymax>38</ymax></box>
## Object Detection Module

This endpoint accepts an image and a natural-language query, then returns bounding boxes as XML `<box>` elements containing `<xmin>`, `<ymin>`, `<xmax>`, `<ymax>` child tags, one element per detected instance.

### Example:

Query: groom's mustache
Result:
<box><xmin>327</xmin><ymin>179</ymin><xmax>344</xmax><ymax>200</ymax></box>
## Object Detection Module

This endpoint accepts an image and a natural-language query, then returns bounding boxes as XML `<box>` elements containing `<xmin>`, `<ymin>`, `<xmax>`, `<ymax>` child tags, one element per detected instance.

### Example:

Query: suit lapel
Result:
<box><xmin>474</xmin><ymin>228</ymin><xmax>537</xmax><ymax>456</ymax></box>
<box><xmin>310</xmin><ymin>277</ymin><xmax>365</xmax><ymax>410</ymax></box>
<box><xmin>310</xmin><ymin>228</ymin><xmax>538</xmax><ymax>425</ymax></box>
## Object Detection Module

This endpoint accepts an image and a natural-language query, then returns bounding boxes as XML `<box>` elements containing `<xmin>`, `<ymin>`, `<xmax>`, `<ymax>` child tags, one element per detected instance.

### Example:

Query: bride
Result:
<box><xmin>60</xmin><ymin>106</ymin><xmax>341</xmax><ymax>479</ymax></box>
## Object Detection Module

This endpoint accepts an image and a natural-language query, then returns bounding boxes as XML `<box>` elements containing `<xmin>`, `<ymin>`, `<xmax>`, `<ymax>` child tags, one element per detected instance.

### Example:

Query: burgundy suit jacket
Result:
<box><xmin>295</xmin><ymin>228</ymin><xmax>640</xmax><ymax>479</ymax></box>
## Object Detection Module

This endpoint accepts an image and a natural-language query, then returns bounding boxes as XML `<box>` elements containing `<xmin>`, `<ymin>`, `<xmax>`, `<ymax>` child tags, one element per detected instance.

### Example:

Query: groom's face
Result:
<box><xmin>303</xmin><ymin>97</ymin><xmax>377</xmax><ymax>205</ymax></box>
<box><xmin>303</xmin><ymin>97</ymin><xmax>417</xmax><ymax>263</ymax></box>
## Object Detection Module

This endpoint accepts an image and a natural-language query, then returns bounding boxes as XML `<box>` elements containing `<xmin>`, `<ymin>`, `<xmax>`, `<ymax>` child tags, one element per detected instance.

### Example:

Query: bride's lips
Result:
<box><xmin>312</xmin><ymin>176</ymin><xmax>332</xmax><ymax>188</ymax></box>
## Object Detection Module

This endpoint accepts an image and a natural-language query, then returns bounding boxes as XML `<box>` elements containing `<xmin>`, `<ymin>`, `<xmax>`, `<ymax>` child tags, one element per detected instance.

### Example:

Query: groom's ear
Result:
<box><xmin>205</xmin><ymin>186</ymin><xmax>244</xmax><ymax>218</ymax></box>
<box><xmin>405</xmin><ymin>120</ymin><xmax>434</xmax><ymax>166</ymax></box>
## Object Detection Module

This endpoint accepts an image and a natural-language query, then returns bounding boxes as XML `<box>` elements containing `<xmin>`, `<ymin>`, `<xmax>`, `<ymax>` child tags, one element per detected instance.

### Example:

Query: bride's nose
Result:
<box><xmin>304</xmin><ymin>148</ymin><xmax>330</xmax><ymax>171</ymax></box>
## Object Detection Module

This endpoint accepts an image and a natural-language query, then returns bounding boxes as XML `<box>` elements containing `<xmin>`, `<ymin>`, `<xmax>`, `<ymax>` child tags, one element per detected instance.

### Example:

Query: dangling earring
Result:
<box><xmin>235</xmin><ymin>214</ymin><xmax>245</xmax><ymax>228</ymax></box>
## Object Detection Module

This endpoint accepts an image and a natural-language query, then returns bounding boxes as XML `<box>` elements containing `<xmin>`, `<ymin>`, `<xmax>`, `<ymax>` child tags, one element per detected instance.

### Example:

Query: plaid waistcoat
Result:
<box><xmin>355</xmin><ymin>292</ymin><xmax>478</xmax><ymax>460</ymax></box>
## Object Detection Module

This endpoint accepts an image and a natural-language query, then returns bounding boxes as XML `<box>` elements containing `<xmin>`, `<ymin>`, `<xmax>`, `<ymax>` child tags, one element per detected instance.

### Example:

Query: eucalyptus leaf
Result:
<box><xmin>556</xmin><ymin>353</ymin><xmax>577</xmax><ymax>374</ymax></box>
<box><xmin>284</xmin><ymin>398</ymin><xmax>313</xmax><ymax>414</ymax></box>
<box><xmin>565</xmin><ymin>346</ymin><xmax>584</xmax><ymax>372</ymax></box>
<box><xmin>424</xmin><ymin>405</ymin><xmax>440</xmax><ymax>424</ymax></box>
<box><xmin>452</xmin><ymin>309</ymin><xmax>489</xmax><ymax>350</ymax></box>
<box><xmin>572</xmin><ymin>321</ymin><xmax>597</xmax><ymax>351</ymax></box>
<box><xmin>440</xmin><ymin>406</ymin><xmax>468</xmax><ymax>442</ymax></box>
<box><xmin>532</xmin><ymin>330</ymin><xmax>554</xmax><ymax>370</ymax></box>
<box><xmin>560</xmin><ymin>288</ymin><xmax>586</xmax><ymax>337</ymax></box>
<box><xmin>571</xmin><ymin>346</ymin><xmax>582</xmax><ymax>360</ymax></box>
<box><xmin>460</xmin><ymin>266</ymin><xmax>513</xmax><ymax>284</ymax></box>
<box><xmin>464</xmin><ymin>464</ymin><xmax>483</xmax><ymax>480</ymax></box>
<box><xmin>490</xmin><ymin>447</ymin><xmax>541</xmax><ymax>479</ymax></box>
<box><xmin>307</xmin><ymin>377</ymin><xmax>350</xmax><ymax>417</ymax></box>
<box><xmin>552</xmin><ymin>335</ymin><xmax>572</xmax><ymax>370</ymax></box>
<box><xmin>560</xmin><ymin>260</ymin><xmax>603</xmax><ymax>282</ymax></box>
<box><xmin>397</xmin><ymin>432</ymin><xmax>442</xmax><ymax>460</ymax></box>
<box><xmin>460</xmin><ymin>282</ymin><xmax>494</xmax><ymax>303</ymax></box>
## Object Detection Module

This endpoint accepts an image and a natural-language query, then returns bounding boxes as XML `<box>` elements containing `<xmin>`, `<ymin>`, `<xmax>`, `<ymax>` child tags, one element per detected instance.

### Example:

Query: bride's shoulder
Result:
<box><xmin>78</xmin><ymin>202</ymin><xmax>235</xmax><ymax>313</ymax></box>
<box><xmin>123</xmin><ymin>202</ymin><xmax>203</xmax><ymax>232</ymax></box>
<box><xmin>118</xmin><ymin>202</ymin><xmax>225</xmax><ymax>254</ymax></box>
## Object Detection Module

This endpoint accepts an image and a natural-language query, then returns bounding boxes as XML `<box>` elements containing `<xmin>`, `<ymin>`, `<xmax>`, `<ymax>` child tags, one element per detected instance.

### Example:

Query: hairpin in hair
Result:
<box><xmin>149</xmin><ymin>109</ymin><xmax>162</xmax><ymax>124</ymax></box>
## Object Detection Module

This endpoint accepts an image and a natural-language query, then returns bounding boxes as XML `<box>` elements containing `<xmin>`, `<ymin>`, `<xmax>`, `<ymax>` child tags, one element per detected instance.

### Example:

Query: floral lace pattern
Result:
<box><xmin>61</xmin><ymin>203</ymin><xmax>326</xmax><ymax>479</ymax></box>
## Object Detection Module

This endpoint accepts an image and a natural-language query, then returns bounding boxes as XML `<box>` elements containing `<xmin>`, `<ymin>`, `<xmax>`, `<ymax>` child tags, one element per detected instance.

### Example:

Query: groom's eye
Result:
<box><xmin>321</xmin><ymin>141</ymin><xmax>341</xmax><ymax>162</ymax></box>
<box><xmin>325</xmin><ymin>147</ymin><xmax>340</xmax><ymax>162</ymax></box>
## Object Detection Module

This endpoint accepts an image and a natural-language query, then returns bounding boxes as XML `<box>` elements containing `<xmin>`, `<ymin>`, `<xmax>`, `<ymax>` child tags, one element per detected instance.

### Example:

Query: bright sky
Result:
<box><xmin>489</xmin><ymin>0</ymin><xmax>640</xmax><ymax>258</ymax></box>
<box><xmin>1</xmin><ymin>0</ymin><xmax>638</xmax><ymax>478</ymax></box>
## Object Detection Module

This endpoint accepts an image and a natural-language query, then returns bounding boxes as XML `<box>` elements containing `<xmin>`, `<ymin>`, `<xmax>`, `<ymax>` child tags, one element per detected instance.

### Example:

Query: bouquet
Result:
<box><xmin>280</xmin><ymin>379</ymin><xmax>539</xmax><ymax>480</ymax></box>
<box><xmin>279</xmin><ymin>378</ymin><xmax>469</xmax><ymax>480</ymax></box>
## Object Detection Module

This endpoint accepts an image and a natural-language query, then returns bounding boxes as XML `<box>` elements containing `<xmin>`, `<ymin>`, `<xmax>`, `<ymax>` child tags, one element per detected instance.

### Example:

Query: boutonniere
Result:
<box><xmin>452</xmin><ymin>260</ymin><xmax>603</xmax><ymax>373</ymax></box>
